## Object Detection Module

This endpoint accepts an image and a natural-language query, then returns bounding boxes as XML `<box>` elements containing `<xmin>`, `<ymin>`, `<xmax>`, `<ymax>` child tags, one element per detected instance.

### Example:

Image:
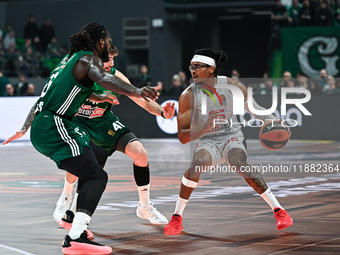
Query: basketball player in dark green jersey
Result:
<box><xmin>4</xmin><ymin>23</ymin><xmax>160</xmax><ymax>254</ymax></box>
<box><xmin>54</xmin><ymin>45</ymin><xmax>174</xmax><ymax>232</ymax></box>
<box><xmin>4</xmin><ymin>44</ymin><xmax>173</xmax><ymax>237</ymax></box>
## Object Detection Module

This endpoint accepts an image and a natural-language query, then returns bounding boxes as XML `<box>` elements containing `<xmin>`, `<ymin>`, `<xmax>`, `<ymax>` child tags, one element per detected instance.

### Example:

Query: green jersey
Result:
<box><xmin>72</xmin><ymin>67</ymin><xmax>132</xmax><ymax>155</ymax></box>
<box><xmin>30</xmin><ymin>51</ymin><xmax>95</xmax><ymax>167</ymax></box>
<box><xmin>76</xmin><ymin>67</ymin><xmax>119</xmax><ymax>121</ymax></box>
<box><xmin>35</xmin><ymin>51</ymin><xmax>94</xmax><ymax>119</ymax></box>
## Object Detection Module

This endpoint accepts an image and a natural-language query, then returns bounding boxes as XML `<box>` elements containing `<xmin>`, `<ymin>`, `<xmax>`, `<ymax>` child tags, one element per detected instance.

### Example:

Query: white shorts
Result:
<box><xmin>194</xmin><ymin>130</ymin><xmax>247</xmax><ymax>166</ymax></box>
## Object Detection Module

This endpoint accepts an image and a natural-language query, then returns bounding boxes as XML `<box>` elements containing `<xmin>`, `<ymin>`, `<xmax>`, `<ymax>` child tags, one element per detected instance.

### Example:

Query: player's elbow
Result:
<box><xmin>178</xmin><ymin>132</ymin><xmax>189</xmax><ymax>144</ymax></box>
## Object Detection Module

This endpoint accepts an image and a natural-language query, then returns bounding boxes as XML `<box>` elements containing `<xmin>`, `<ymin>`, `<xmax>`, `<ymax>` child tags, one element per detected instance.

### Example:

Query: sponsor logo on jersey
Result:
<box><xmin>77</xmin><ymin>104</ymin><xmax>107</xmax><ymax>119</ymax></box>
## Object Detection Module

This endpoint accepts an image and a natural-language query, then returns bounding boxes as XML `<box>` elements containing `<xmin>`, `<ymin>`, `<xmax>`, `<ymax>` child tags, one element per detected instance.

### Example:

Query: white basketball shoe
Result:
<box><xmin>136</xmin><ymin>203</ymin><xmax>168</xmax><ymax>225</ymax></box>
<box><xmin>53</xmin><ymin>194</ymin><xmax>71</xmax><ymax>223</ymax></box>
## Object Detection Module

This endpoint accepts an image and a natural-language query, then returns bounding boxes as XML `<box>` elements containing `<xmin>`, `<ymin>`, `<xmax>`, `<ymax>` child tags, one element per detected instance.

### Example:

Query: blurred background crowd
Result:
<box><xmin>0</xmin><ymin>0</ymin><xmax>339</xmax><ymax>97</ymax></box>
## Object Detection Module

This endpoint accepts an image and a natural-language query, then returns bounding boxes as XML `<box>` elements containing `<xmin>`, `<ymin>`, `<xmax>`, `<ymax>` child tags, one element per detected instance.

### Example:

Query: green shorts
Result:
<box><xmin>72</xmin><ymin>112</ymin><xmax>129</xmax><ymax>155</ymax></box>
<box><xmin>30</xmin><ymin>110</ymin><xmax>91</xmax><ymax>167</ymax></box>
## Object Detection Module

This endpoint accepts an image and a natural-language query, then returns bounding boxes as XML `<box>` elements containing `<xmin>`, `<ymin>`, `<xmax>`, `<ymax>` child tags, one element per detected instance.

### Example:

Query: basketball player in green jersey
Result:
<box><xmin>4</xmin><ymin>43</ymin><xmax>173</xmax><ymax>238</ymax></box>
<box><xmin>54</xmin><ymin>43</ymin><xmax>174</xmax><ymax>231</ymax></box>
<box><xmin>4</xmin><ymin>23</ymin><xmax>160</xmax><ymax>254</ymax></box>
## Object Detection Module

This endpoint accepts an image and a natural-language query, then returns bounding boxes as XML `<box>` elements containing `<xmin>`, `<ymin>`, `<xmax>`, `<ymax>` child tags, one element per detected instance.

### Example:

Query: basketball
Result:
<box><xmin>259</xmin><ymin>121</ymin><xmax>290</xmax><ymax>150</ymax></box>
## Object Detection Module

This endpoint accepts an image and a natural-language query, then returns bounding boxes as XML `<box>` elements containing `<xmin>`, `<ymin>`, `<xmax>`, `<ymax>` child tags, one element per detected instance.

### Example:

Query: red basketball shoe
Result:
<box><xmin>164</xmin><ymin>214</ymin><xmax>183</xmax><ymax>235</ymax></box>
<box><xmin>274</xmin><ymin>207</ymin><xmax>293</xmax><ymax>231</ymax></box>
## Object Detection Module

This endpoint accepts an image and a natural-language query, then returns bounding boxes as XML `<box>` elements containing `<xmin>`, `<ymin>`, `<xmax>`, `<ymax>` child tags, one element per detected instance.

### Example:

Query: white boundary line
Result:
<box><xmin>0</xmin><ymin>244</ymin><xmax>36</xmax><ymax>255</ymax></box>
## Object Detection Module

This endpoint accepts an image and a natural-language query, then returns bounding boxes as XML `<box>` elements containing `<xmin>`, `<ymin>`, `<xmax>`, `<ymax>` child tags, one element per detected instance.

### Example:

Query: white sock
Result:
<box><xmin>63</xmin><ymin>176</ymin><xmax>77</xmax><ymax>197</ymax></box>
<box><xmin>68</xmin><ymin>212</ymin><xmax>91</xmax><ymax>240</ymax></box>
<box><xmin>260</xmin><ymin>188</ymin><xmax>283</xmax><ymax>211</ymax></box>
<box><xmin>174</xmin><ymin>196</ymin><xmax>188</xmax><ymax>216</ymax></box>
<box><xmin>137</xmin><ymin>184</ymin><xmax>151</xmax><ymax>207</ymax></box>
<box><xmin>70</xmin><ymin>192</ymin><xmax>79</xmax><ymax>214</ymax></box>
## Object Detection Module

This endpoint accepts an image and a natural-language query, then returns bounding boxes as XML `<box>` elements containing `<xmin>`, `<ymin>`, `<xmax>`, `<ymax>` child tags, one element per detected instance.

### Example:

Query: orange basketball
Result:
<box><xmin>259</xmin><ymin>121</ymin><xmax>290</xmax><ymax>150</ymax></box>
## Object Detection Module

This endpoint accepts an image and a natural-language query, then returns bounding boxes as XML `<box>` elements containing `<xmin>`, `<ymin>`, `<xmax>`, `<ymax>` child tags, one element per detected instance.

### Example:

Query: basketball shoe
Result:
<box><xmin>274</xmin><ymin>207</ymin><xmax>293</xmax><ymax>231</ymax></box>
<box><xmin>164</xmin><ymin>214</ymin><xmax>183</xmax><ymax>235</ymax></box>
<box><xmin>53</xmin><ymin>194</ymin><xmax>71</xmax><ymax>223</ymax></box>
<box><xmin>59</xmin><ymin>210</ymin><xmax>94</xmax><ymax>240</ymax></box>
<box><xmin>62</xmin><ymin>230</ymin><xmax>112</xmax><ymax>255</ymax></box>
<box><xmin>136</xmin><ymin>203</ymin><xmax>168</xmax><ymax>224</ymax></box>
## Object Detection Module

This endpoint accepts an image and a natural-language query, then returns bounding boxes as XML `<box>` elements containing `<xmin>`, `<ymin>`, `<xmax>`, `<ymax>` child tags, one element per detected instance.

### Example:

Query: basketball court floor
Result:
<box><xmin>0</xmin><ymin>138</ymin><xmax>340</xmax><ymax>255</ymax></box>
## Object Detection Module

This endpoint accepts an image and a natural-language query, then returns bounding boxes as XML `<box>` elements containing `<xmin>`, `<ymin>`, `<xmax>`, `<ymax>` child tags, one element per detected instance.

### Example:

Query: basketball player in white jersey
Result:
<box><xmin>164</xmin><ymin>48</ymin><xmax>293</xmax><ymax>235</ymax></box>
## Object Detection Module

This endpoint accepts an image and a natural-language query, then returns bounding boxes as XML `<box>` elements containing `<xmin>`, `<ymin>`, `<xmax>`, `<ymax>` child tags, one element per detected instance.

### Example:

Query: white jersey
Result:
<box><xmin>190</xmin><ymin>76</ymin><xmax>242</xmax><ymax>141</ymax></box>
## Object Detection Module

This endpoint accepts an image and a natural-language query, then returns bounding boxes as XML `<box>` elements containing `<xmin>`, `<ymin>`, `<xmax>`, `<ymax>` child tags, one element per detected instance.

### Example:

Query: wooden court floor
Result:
<box><xmin>0</xmin><ymin>138</ymin><xmax>340</xmax><ymax>255</ymax></box>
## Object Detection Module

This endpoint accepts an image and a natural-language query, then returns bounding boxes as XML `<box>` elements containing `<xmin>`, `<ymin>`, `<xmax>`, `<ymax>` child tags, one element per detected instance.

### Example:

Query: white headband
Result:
<box><xmin>191</xmin><ymin>54</ymin><xmax>216</xmax><ymax>67</ymax></box>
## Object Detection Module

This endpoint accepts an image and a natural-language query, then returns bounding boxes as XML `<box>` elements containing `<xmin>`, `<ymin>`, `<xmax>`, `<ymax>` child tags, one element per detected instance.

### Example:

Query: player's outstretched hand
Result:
<box><xmin>135</xmin><ymin>85</ymin><xmax>160</xmax><ymax>101</ymax></box>
<box><xmin>3</xmin><ymin>131</ymin><xmax>25</xmax><ymax>145</ymax></box>
<box><xmin>162</xmin><ymin>102</ymin><xmax>175</xmax><ymax>119</ymax></box>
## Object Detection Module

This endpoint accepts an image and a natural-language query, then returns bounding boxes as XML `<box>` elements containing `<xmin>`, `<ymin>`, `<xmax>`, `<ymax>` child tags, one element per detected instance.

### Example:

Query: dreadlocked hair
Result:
<box><xmin>194</xmin><ymin>48</ymin><xmax>228</xmax><ymax>76</ymax></box>
<box><xmin>69</xmin><ymin>22</ymin><xmax>108</xmax><ymax>58</ymax></box>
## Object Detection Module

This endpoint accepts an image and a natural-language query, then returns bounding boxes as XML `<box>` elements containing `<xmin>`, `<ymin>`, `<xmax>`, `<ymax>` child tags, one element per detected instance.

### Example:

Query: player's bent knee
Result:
<box><xmin>99</xmin><ymin>169</ymin><xmax>108</xmax><ymax>183</ymax></box>
<box><xmin>126</xmin><ymin>142</ymin><xmax>148</xmax><ymax>163</ymax></box>
<box><xmin>228</xmin><ymin>149</ymin><xmax>247</xmax><ymax>169</ymax></box>
<box><xmin>191</xmin><ymin>156</ymin><xmax>210</xmax><ymax>169</ymax></box>
<box><xmin>82</xmin><ymin>162</ymin><xmax>108</xmax><ymax>187</ymax></box>
<box><xmin>136</xmin><ymin>146</ymin><xmax>148</xmax><ymax>161</ymax></box>
<box><xmin>89</xmin><ymin>168</ymin><xmax>108</xmax><ymax>193</ymax></box>
<box><xmin>188</xmin><ymin>166</ymin><xmax>202</xmax><ymax>181</ymax></box>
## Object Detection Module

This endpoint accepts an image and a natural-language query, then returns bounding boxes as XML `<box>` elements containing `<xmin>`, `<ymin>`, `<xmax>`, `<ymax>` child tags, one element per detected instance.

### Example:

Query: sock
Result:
<box><xmin>174</xmin><ymin>196</ymin><xmax>188</xmax><ymax>216</ymax></box>
<box><xmin>68</xmin><ymin>212</ymin><xmax>91</xmax><ymax>240</ymax></box>
<box><xmin>260</xmin><ymin>188</ymin><xmax>283</xmax><ymax>211</ymax></box>
<box><xmin>70</xmin><ymin>191</ymin><xmax>79</xmax><ymax>214</ymax></box>
<box><xmin>137</xmin><ymin>184</ymin><xmax>151</xmax><ymax>208</ymax></box>
<box><xmin>63</xmin><ymin>176</ymin><xmax>77</xmax><ymax>197</ymax></box>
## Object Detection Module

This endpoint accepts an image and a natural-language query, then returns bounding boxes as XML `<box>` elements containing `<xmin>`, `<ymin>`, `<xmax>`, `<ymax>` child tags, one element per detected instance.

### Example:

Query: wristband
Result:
<box><xmin>161</xmin><ymin>111</ymin><xmax>166</xmax><ymax>119</ymax></box>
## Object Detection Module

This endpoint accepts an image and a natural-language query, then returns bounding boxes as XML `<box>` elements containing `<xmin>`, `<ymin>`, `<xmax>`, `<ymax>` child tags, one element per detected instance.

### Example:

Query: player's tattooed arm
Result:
<box><xmin>18</xmin><ymin>102</ymin><xmax>37</xmax><ymax>133</ymax></box>
<box><xmin>80</xmin><ymin>55</ymin><xmax>159</xmax><ymax>100</ymax></box>
<box><xmin>3</xmin><ymin>101</ymin><xmax>37</xmax><ymax>145</ymax></box>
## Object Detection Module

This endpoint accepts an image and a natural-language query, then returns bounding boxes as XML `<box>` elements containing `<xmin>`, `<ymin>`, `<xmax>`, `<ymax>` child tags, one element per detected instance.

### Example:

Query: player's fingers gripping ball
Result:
<box><xmin>259</xmin><ymin>120</ymin><xmax>290</xmax><ymax>150</ymax></box>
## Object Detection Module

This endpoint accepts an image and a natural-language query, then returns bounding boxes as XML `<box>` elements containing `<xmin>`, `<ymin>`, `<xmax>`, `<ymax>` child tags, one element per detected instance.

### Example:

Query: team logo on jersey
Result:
<box><xmin>220</xmin><ymin>94</ymin><xmax>226</xmax><ymax>104</ymax></box>
<box><xmin>108</xmin><ymin>130</ymin><xmax>115</xmax><ymax>136</ymax></box>
<box><xmin>77</xmin><ymin>104</ymin><xmax>107</xmax><ymax>119</ymax></box>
